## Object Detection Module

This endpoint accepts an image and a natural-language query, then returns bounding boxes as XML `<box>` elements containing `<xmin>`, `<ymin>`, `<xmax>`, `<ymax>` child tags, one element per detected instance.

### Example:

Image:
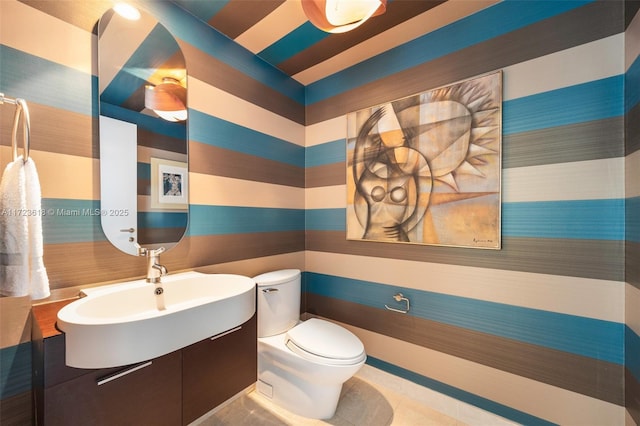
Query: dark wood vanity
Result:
<box><xmin>32</xmin><ymin>300</ymin><xmax>257</xmax><ymax>425</ymax></box>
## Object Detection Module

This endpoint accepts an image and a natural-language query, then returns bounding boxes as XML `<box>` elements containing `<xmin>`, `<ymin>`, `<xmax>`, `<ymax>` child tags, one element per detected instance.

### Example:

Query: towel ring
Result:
<box><xmin>385</xmin><ymin>292</ymin><xmax>410</xmax><ymax>314</ymax></box>
<box><xmin>1</xmin><ymin>93</ymin><xmax>31</xmax><ymax>163</ymax></box>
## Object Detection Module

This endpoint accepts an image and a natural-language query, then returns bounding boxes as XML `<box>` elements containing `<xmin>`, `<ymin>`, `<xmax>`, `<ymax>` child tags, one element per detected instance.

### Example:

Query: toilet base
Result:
<box><xmin>256</xmin><ymin>326</ymin><xmax>365</xmax><ymax>420</ymax></box>
<box><xmin>256</xmin><ymin>374</ymin><xmax>342</xmax><ymax>419</ymax></box>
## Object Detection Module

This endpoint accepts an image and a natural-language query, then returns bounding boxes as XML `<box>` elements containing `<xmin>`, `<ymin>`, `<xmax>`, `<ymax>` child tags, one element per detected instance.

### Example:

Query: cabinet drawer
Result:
<box><xmin>41</xmin><ymin>350</ymin><xmax>182</xmax><ymax>426</ymax></box>
<box><xmin>182</xmin><ymin>314</ymin><xmax>257</xmax><ymax>424</ymax></box>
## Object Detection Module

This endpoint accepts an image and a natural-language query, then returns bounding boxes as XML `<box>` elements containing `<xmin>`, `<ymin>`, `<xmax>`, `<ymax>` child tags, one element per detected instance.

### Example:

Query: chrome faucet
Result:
<box><xmin>138</xmin><ymin>246</ymin><xmax>167</xmax><ymax>284</ymax></box>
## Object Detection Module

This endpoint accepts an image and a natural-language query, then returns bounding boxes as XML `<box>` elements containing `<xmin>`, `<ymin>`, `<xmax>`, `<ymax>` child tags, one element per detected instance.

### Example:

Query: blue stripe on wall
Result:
<box><xmin>143</xmin><ymin>1</ymin><xmax>305</xmax><ymax>105</ymax></box>
<box><xmin>306</xmin><ymin>139</ymin><xmax>346</xmax><ymax>167</ymax></box>
<box><xmin>0</xmin><ymin>45</ymin><xmax>94</xmax><ymax>116</ymax></box>
<box><xmin>627</xmin><ymin>196</ymin><xmax>640</xmax><ymax>242</ymax></box>
<box><xmin>41</xmin><ymin>202</ymin><xmax>304</xmax><ymax>243</ymax></box>
<box><xmin>503</xmin><ymin>199</ymin><xmax>624</xmax><ymax>240</ymax></box>
<box><xmin>189</xmin><ymin>109</ymin><xmax>305</xmax><ymax>167</ymax></box>
<box><xmin>627</xmin><ymin>326</ymin><xmax>640</xmax><ymax>381</ymax></box>
<box><xmin>138</xmin><ymin>162</ymin><xmax>151</xmax><ymax>180</ymax></box>
<box><xmin>0</xmin><ymin>343</ymin><xmax>31</xmax><ymax>399</ymax></box>
<box><xmin>188</xmin><ymin>205</ymin><xmax>304</xmax><ymax>236</ymax></box>
<box><xmin>366</xmin><ymin>356</ymin><xmax>557</xmax><ymax>426</ymax></box>
<box><xmin>138</xmin><ymin>212</ymin><xmax>188</xmax><ymax>229</ymax></box>
<box><xmin>306</xmin><ymin>208</ymin><xmax>345</xmax><ymax>231</ymax></box>
<box><xmin>305</xmin><ymin>0</ymin><xmax>593</xmax><ymax>105</ymax></box>
<box><xmin>41</xmin><ymin>199</ymin><xmax>106</xmax><ymax>244</ymax></box>
<box><xmin>626</xmin><ymin>54</ymin><xmax>640</xmax><ymax>112</ymax></box>
<box><xmin>306</xmin><ymin>272</ymin><xmax>624</xmax><ymax>364</ymax></box>
<box><xmin>307</xmin><ymin>199</ymin><xmax>625</xmax><ymax>241</ymax></box>
<box><xmin>503</xmin><ymin>76</ymin><xmax>624</xmax><ymax>135</ymax></box>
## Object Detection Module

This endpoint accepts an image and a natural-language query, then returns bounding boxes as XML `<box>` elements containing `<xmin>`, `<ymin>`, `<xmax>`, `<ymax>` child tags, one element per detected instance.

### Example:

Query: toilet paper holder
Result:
<box><xmin>385</xmin><ymin>293</ymin><xmax>410</xmax><ymax>314</ymax></box>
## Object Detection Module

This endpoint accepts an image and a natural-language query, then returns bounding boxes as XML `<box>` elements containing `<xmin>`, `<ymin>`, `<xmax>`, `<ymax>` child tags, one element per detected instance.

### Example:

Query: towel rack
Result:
<box><xmin>385</xmin><ymin>292</ymin><xmax>410</xmax><ymax>314</ymax></box>
<box><xmin>0</xmin><ymin>92</ymin><xmax>31</xmax><ymax>162</ymax></box>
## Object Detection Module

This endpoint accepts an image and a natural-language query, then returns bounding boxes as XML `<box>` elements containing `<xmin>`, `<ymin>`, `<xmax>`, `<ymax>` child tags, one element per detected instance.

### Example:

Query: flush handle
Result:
<box><xmin>262</xmin><ymin>288</ymin><xmax>279</xmax><ymax>293</ymax></box>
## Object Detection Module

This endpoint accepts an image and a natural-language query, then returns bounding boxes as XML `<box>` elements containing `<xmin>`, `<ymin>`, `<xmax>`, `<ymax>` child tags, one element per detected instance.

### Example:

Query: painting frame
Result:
<box><xmin>346</xmin><ymin>71</ymin><xmax>502</xmax><ymax>249</ymax></box>
<box><xmin>150</xmin><ymin>157</ymin><xmax>188</xmax><ymax>210</ymax></box>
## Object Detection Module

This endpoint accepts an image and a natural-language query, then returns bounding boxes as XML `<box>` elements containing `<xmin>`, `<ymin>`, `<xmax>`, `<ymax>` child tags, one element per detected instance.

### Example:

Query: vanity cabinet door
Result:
<box><xmin>41</xmin><ymin>350</ymin><xmax>182</xmax><ymax>426</ymax></box>
<box><xmin>182</xmin><ymin>314</ymin><xmax>257</xmax><ymax>425</ymax></box>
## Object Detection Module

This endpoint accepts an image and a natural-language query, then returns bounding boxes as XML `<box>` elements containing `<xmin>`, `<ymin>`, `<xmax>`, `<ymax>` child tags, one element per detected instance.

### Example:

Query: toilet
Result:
<box><xmin>254</xmin><ymin>269</ymin><xmax>366</xmax><ymax>419</ymax></box>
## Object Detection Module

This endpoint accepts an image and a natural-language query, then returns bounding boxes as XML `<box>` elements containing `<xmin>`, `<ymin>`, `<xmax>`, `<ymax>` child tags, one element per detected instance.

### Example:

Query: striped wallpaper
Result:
<box><xmin>626</xmin><ymin>2</ymin><xmax>640</xmax><ymax>424</ymax></box>
<box><xmin>0</xmin><ymin>0</ymin><xmax>638</xmax><ymax>425</ymax></box>
<box><xmin>303</xmin><ymin>2</ymin><xmax>637</xmax><ymax>425</ymax></box>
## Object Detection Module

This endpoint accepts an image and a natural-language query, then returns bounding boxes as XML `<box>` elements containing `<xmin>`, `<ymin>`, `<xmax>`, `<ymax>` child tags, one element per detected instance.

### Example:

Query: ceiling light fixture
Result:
<box><xmin>144</xmin><ymin>77</ymin><xmax>187</xmax><ymax>122</ymax></box>
<box><xmin>113</xmin><ymin>3</ymin><xmax>141</xmax><ymax>21</ymax></box>
<box><xmin>301</xmin><ymin>0</ymin><xmax>387</xmax><ymax>33</ymax></box>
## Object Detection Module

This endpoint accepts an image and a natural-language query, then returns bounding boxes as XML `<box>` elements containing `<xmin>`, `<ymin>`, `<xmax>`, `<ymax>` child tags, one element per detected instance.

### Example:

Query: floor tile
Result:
<box><xmin>193</xmin><ymin>368</ymin><xmax>469</xmax><ymax>426</ymax></box>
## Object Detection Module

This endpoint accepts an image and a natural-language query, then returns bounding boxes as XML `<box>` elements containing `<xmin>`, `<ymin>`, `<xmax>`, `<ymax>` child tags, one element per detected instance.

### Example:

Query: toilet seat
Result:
<box><xmin>285</xmin><ymin>318</ymin><xmax>366</xmax><ymax>366</ymax></box>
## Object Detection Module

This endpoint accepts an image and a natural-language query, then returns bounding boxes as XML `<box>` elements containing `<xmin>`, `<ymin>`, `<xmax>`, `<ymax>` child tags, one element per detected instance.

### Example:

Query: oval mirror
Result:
<box><xmin>98</xmin><ymin>6</ymin><xmax>188</xmax><ymax>256</ymax></box>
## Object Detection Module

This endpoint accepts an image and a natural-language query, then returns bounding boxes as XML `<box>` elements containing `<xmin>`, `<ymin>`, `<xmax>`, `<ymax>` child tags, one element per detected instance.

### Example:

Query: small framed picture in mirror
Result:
<box><xmin>151</xmin><ymin>157</ymin><xmax>188</xmax><ymax>210</ymax></box>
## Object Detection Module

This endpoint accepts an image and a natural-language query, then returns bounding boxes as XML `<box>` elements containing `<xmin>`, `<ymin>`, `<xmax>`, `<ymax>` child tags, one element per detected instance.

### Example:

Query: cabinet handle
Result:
<box><xmin>97</xmin><ymin>361</ymin><xmax>152</xmax><ymax>386</ymax></box>
<box><xmin>210</xmin><ymin>326</ymin><xmax>242</xmax><ymax>341</ymax></box>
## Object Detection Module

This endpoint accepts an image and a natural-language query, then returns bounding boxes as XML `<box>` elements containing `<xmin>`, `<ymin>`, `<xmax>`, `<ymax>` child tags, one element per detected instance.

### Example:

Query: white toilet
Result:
<box><xmin>254</xmin><ymin>269</ymin><xmax>366</xmax><ymax>419</ymax></box>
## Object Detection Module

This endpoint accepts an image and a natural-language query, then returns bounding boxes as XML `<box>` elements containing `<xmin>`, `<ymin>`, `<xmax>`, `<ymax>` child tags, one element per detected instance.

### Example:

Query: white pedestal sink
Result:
<box><xmin>57</xmin><ymin>271</ymin><xmax>256</xmax><ymax>369</ymax></box>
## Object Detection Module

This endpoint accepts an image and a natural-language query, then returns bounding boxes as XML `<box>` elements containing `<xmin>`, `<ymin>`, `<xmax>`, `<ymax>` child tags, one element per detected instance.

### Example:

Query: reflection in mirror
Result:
<box><xmin>98</xmin><ymin>6</ymin><xmax>188</xmax><ymax>256</ymax></box>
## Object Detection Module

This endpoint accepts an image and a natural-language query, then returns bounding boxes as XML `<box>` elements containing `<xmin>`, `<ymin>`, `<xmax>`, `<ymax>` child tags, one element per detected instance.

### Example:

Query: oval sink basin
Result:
<box><xmin>57</xmin><ymin>271</ymin><xmax>256</xmax><ymax>368</ymax></box>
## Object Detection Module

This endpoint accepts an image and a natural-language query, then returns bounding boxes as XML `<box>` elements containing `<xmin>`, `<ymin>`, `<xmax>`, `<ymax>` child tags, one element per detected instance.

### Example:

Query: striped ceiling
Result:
<box><xmin>169</xmin><ymin>0</ymin><xmax>497</xmax><ymax>86</ymax></box>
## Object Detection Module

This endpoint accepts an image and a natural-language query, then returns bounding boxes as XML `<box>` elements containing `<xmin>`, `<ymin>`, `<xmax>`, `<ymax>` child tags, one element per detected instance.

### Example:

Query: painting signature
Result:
<box><xmin>473</xmin><ymin>238</ymin><xmax>494</xmax><ymax>244</ymax></box>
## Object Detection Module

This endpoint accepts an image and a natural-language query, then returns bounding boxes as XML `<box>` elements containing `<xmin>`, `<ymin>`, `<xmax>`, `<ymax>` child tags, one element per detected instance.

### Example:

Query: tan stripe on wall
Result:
<box><xmin>138</xmin><ymin>128</ymin><xmax>187</xmax><ymax>154</ymax></box>
<box><xmin>190</xmin><ymin>173</ymin><xmax>304</xmax><ymax>209</ymax></box>
<box><xmin>209</xmin><ymin>0</ymin><xmax>285</xmax><ymax>40</ymax></box>
<box><xmin>1</xmin><ymin>104</ymin><xmax>96</xmax><ymax>158</ymax></box>
<box><xmin>626</xmin><ymin>369</ymin><xmax>640</xmax><ymax>423</ymax></box>
<box><xmin>189</xmin><ymin>141</ymin><xmax>305</xmax><ymax>188</ymax></box>
<box><xmin>504</xmin><ymin>117</ymin><xmax>624</xmax><ymax>169</ymax></box>
<box><xmin>306</xmin><ymin>163</ymin><xmax>345</xmax><ymax>188</ymax></box>
<box><xmin>0</xmin><ymin>392</ymin><xmax>32</xmax><ymax>426</ymax></box>
<box><xmin>629</xmin><ymin>103</ymin><xmax>640</xmax><ymax>155</ymax></box>
<box><xmin>43</xmin><ymin>232</ymin><xmax>304</xmax><ymax>290</ymax></box>
<box><xmin>628</xmin><ymin>242</ymin><xmax>640</xmax><ymax>290</ymax></box>
<box><xmin>306</xmin><ymin>231</ymin><xmax>624</xmax><ymax>282</ymax></box>
<box><xmin>19</xmin><ymin>0</ymin><xmax>110</xmax><ymax>33</ymax></box>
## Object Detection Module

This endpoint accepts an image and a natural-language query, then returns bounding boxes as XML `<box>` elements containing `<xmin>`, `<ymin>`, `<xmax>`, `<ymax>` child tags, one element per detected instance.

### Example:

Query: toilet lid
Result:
<box><xmin>285</xmin><ymin>318</ymin><xmax>366</xmax><ymax>365</ymax></box>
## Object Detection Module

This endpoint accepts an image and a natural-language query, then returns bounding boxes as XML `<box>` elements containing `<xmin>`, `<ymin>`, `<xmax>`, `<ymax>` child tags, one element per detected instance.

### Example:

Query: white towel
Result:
<box><xmin>0</xmin><ymin>156</ymin><xmax>50</xmax><ymax>299</ymax></box>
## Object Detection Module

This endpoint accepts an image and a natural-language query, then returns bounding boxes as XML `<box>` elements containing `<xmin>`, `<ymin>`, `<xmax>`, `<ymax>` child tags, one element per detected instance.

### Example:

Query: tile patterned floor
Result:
<box><xmin>192</xmin><ymin>365</ymin><xmax>516</xmax><ymax>426</ymax></box>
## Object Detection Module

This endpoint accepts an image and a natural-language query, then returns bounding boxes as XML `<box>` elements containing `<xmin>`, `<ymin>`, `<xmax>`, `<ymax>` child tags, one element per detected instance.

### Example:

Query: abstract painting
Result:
<box><xmin>346</xmin><ymin>71</ymin><xmax>502</xmax><ymax>249</ymax></box>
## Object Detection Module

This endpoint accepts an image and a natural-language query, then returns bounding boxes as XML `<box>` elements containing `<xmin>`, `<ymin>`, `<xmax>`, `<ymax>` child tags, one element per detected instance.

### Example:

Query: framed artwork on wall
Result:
<box><xmin>150</xmin><ymin>157</ymin><xmax>188</xmax><ymax>210</ymax></box>
<box><xmin>346</xmin><ymin>71</ymin><xmax>502</xmax><ymax>249</ymax></box>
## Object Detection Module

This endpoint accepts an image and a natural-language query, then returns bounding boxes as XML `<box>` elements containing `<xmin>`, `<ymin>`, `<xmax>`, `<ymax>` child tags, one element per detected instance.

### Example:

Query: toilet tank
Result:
<box><xmin>254</xmin><ymin>269</ymin><xmax>301</xmax><ymax>337</ymax></box>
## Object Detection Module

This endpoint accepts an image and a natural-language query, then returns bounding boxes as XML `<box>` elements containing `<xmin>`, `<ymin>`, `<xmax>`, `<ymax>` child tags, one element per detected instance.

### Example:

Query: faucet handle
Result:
<box><xmin>136</xmin><ymin>245</ymin><xmax>165</xmax><ymax>257</ymax></box>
